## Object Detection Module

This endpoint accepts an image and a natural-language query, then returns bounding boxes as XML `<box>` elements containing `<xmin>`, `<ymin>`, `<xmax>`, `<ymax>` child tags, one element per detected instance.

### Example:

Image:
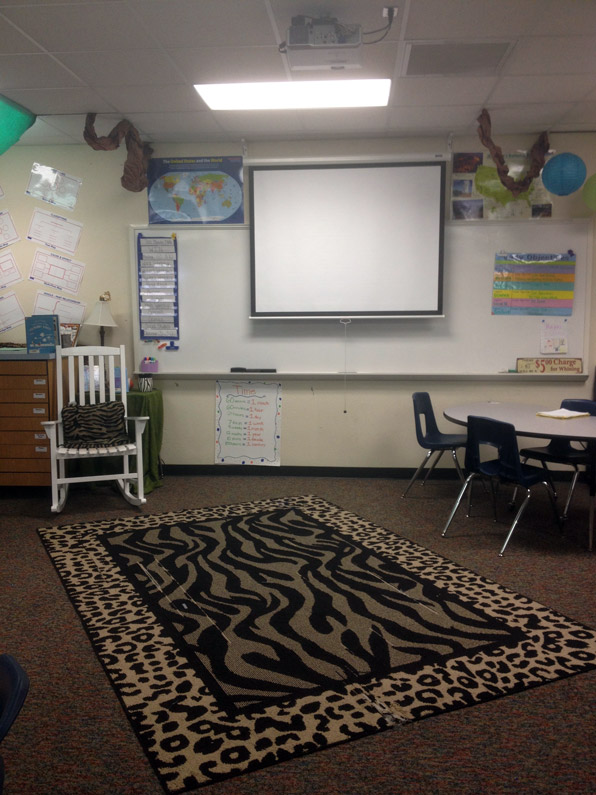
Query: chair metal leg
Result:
<box><xmin>442</xmin><ymin>474</ymin><xmax>476</xmax><ymax>536</ymax></box>
<box><xmin>450</xmin><ymin>448</ymin><xmax>465</xmax><ymax>483</ymax></box>
<box><xmin>510</xmin><ymin>456</ymin><xmax>530</xmax><ymax>508</ymax></box>
<box><xmin>544</xmin><ymin>481</ymin><xmax>563</xmax><ymax>532</ymax></box>
<box><xmin>421</xmin><ymin>449</ymin><xmax>445</xmax><ymax>484</ymax></box>
<box><xmin>489</xmin><ymin>479</ymin><xmax>499</xmax><ymax>522</ymax></box>
<box><xmin>498</xmin><ymin>481</ymin><xmax>560</xmax><ymax>556</ymax></box>
<box><xmin>402</xmin><ymin>450</ymin><xmax>441</xmax><ymax>497</ymax></box>
<box><xmin>561</xmin><ymin>468</ymin><xmax>580</xmax><ymax>520</ymax></box>
<box><xmin>498</xmin><ymin>489</ymin><xmax>531</xmax><ymax>556</ymax></box>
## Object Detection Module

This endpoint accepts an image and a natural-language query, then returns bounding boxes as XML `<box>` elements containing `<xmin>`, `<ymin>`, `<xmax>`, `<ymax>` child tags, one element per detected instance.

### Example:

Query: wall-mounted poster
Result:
<box><xmin>136</xmin><ymin>234</ymin><xmax>179</xmax><ymax>340</ymax></box>
<box><xmin>215</xmin><ymin>380</ymin><xmax>281</xmax><ymax>466</ymax></box>
<box><xmin>451</xmin><ymin>152</ymin><xmax>552</xmax><ymax>221</ymax></box>
<box><xmin>147</xmin><ymin>156</ymin><xmax>244</xmax><ymax>225</ymax></box>
<box><xmin>492</xmin><ymin>251</ymin><xmax>575</xmax><ymax>316</ymax></box>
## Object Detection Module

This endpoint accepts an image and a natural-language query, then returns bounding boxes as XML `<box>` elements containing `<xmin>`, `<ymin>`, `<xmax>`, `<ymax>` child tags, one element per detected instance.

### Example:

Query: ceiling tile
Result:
<box><xmin>59</xmin><ymin>50</ymin><xmax>186</xmax><ymax>87</ymax></box>
<box><xmin>211</xmin><ymin>109</ymin><xmax>306</xmax><ymax>138</ymax></box>
<box><xmin>489</xmin><ymin>74</ymin><xmax>596</xmax><ymax>105</ymax></box>
<box><xmin>504</xmin><ymin>36</ymin><xmax>596</xmax><ymax>76</ymax></box>
<box><xmin>485</xmin><ymin>103</ymin><xmax>576</xmax><ymax>132</ymax></box>
<box><xmin>0</xmin><ymin>86</ymin><xmax>115</xmax><ymax>115</ymax></box>
<box><xmin>403</xmin><ymin>0</ymin><xmax>540</xmax><ymax>40</ymax></box>
<box><xmin>97</xmin><ymin>84</ymin><xmax>203</xmax><ymax>114</ymax></box>
<box><xmin>123</xmin><ymin>110</ymin><xmax>225</xmax><ymax>138</ymax></box>
<box><xmin>1</xmin><ymin>3</ymin><xmax>154</xmax><ymax>52</ymax></box>
<box><xmin>391</xmin><ymin>76</ymin><xmax>497</xmax><ymax>106</ymax></box>
<box><xmin>0</xmin><ymin>54</ymin><xmax>83</xmax><ymax>89</ymax></box>
<box><xmin>167</xmin><ymin>46</ymin><xmax>287</xmax><ymax>84</ymax></box>
<box><xmin>298</xmin><ymin>107</ymin><xmax>390</xmax><ymax>136</ymax></box>
<box><xmin>555</xmin><ymin>102</ymin><xmax>596</xmax><ymax>127</ymax></box>
<box><xmin>0</xmin><ymin>15</ymin><xmax>43</xmax><ymax>53</ymax></box>
<box><xmin>127</xmin><ymin>0</ymin><xmax>275</xmax><ymax>48</ymax></box>
<box><xmin>388</xmin><ymin>103</ymin><xmax>480</xmax><ymax>133</ymax></box>
<box><xmin>529</xmin><ymin>0</ymin><xmax>596</xmax><ymax>36</ymax></box>
<box><xmin>17</xmin><ymin>117</ymin><xmax>81</xmax><ymax>145</ymax></box>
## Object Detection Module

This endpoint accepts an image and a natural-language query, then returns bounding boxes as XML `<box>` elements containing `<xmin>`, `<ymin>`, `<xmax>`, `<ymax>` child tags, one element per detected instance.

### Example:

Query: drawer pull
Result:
<box><xmin>33</xmin><ymin>379</ymin><xmax>47</xmax><ymax>386</ymax></box>
<box><xmin>33</xmin><ymin>408</ymin><xmax>46</xmax><ymax>415</ymax></box>
<box><xmin>33</xmin><ymin>392</ymin><xmax>46</xmax><ymax>399</ymax></box>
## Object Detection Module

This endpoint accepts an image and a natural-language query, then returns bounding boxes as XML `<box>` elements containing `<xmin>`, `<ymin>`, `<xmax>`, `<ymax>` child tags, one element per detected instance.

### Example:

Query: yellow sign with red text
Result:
<box><xmin>516</xmin><ymin>357</ymin><xmax>583</xmax><ymax>374</ymax></box>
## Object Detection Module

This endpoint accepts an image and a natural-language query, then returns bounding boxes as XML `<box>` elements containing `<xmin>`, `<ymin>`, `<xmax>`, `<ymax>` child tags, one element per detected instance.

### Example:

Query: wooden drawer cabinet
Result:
<box><xmin>0</xmin><ymin>357</ymin><xmax>56</xmax><ymax>486</ymax></box>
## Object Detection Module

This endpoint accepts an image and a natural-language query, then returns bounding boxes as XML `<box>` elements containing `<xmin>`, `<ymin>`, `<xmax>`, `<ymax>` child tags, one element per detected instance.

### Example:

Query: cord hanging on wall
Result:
<box><xmin>340</xmin><ymin>318</ymin><xmax>351</xmax><ymax>413</ymax></box>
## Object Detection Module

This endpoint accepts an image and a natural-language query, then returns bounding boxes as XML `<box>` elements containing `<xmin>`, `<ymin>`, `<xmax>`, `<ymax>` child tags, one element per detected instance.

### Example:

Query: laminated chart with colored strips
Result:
<box><xmin>492</xmin><ymin>251</ymin><xmax>575</xmax><ymax>316</ymax></box>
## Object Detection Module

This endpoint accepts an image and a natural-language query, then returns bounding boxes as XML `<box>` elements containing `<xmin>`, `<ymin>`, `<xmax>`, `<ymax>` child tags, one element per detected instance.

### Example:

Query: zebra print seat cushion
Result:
<box><xmin>61</xmin><ymin>400</ymin><xmax>129</xmax><ymax>449</ymax></box>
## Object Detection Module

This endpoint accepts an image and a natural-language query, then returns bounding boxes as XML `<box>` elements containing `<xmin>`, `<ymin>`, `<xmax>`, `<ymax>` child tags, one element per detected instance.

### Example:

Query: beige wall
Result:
<box><xmin>1</xmin><ymin>132</ymin><xmax>595</xmax><ymax>469</ymax></box>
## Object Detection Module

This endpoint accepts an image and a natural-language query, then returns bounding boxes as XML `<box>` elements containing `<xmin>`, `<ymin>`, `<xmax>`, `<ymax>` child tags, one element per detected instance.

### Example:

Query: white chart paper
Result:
<box><xmin>0</xmin><ymin>291</ymin><xmax>25</xmax><ymax>332</ymax></box>
<box><xmin>27</xmin><ymin>207</ymin><xmax>82</xmax><ymax>254</ymax></box>
<box><xmin>29</xmin><ymin>247</ymin><xmax>85</xmax><ymax>294</ymax></box>
<box><xmin>33</xmin><ymin>290</ymin><xmax>86</xmax><ymax>324</ymax></box>
<box><xmin>0</xmin><ymin>250</ymin><xmax>23</xmax><ymax>289</ymax></box>
<box><xmin>0</xmin><ymin>210</ymin><xmax>20</xmax><ymax>249</ymax></box>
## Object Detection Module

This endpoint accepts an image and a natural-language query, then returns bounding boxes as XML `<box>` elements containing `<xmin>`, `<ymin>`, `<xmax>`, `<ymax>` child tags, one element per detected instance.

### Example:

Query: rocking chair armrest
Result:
<box><xmin>127</xmin><ymin>415</ymin><xmax>149</xmax><ymax>434</ymax></box>
<box><xmin>41</xmin><ymin>419</ymin><xmax>60</xmax><ymax>449</ymax></box>
<box><xmin>41</xmin><ymin>419</ymin><xmax>59</xmax><ymax>428</ymax></box>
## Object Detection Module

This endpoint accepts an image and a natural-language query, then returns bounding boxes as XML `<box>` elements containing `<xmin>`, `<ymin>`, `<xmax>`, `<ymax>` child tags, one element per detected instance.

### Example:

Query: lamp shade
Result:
<box><xmin>541</xmin><ymin>153</ymin><xmax>587</xmax><ymax>196</ymax></box>
<box><xmin>0</xmin><ymin>95</ymin><xmax>36</xmax><ymax>155</ymax></box>
<box><xmin>85</xmin><ymin>300</ymin><xmax>117</xmax><ymax>329</ymax></box>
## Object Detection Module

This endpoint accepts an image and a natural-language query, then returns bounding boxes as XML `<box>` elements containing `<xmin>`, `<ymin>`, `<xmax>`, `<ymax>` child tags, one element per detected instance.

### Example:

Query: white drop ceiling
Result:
<box><xmin>2</xmin><ymin>0</ymin><xmax>596</xmax><ymax>147</ymax></box>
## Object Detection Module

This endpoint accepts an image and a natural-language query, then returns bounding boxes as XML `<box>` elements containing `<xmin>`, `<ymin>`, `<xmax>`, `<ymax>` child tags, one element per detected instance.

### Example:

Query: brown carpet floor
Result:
<box><xmin>1</xmin><ymin>473</ymin><xmax>595</xmax><ymax>794</ymax></box>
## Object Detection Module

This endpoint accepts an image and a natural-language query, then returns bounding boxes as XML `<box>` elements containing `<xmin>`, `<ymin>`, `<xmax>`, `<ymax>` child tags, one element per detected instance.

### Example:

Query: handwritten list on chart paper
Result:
<box><xmin>215</xmin><ymin>381</ymin><xmax>282</xmax><ymax>466</ymax></box>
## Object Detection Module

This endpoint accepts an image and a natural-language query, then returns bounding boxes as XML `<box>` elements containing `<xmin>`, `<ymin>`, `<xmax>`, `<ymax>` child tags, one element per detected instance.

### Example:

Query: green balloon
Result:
<box><xmin>582</xmin><ymin>173</ymin><xmax>596</xmax><ymax>211</ymax></box>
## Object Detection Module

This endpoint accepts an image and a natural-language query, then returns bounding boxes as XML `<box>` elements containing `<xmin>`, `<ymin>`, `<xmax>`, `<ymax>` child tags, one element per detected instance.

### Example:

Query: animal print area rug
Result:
<box><xmin>38</xmin><ymin>496</ymin><xmax>596</xmax><ymax>793</ymax></box>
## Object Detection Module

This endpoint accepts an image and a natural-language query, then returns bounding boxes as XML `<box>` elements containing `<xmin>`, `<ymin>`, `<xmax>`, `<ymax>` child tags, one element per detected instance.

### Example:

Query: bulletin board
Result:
<box><xmin>129</xmin><ymin>219</ymin><xmax>591</xmax><ymax>376</ymax></box>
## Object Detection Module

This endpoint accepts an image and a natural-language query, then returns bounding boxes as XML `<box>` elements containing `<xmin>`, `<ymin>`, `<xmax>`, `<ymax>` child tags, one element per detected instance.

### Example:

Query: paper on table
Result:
<box><xmin>536</xmin><ymin>408</ymin><xmax>590</xmax><ymax>419</ymax></box>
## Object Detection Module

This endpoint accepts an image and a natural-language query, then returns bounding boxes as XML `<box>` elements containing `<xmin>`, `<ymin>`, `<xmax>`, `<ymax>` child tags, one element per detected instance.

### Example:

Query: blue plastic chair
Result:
<box><xmin>518</xmin><ymin>398</ymin><xmax>596</xmax><ymax>519</ymax></box>
<box><xmin>0</xmin><ymin>654</ymin><xmax>29</xmax><ymax>794</ymax></box>
<box><xmin>442</xmin><ymin>415</ymin><xmax>561</xmax><ymax>556</ymax></box>
<box><xmin>402</xmin><ymin>392</ymin><xmax>466</xmax><ymax>497</ymax></box>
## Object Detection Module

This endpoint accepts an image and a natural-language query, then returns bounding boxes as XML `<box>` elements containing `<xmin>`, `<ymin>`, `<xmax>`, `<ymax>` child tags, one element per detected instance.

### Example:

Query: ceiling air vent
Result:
<box><xmin>404</xmin><ymin>41</ymin><xmax>513</xmax><ymax>76</ymax></box>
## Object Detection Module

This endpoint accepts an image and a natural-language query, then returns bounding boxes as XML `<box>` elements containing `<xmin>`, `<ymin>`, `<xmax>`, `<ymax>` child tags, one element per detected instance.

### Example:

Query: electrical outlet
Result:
<box><xmin>382</xmin><ymin>6</ymin><xmax>397</xmax><ymax>17</ymax></box>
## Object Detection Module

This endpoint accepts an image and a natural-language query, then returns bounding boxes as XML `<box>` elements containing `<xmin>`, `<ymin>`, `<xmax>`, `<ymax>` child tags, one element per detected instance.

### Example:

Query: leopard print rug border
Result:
<box><xmin>38</xmin><ymin>496</ymin><xmax>596</xmax><ymax>793</ymax></box>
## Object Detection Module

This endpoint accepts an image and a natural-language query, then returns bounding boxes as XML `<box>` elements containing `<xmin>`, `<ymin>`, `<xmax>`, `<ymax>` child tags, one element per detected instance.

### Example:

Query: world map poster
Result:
<box><xmin>147</xmin><ymin>156</ymin><xmax>244</xmax><ymax>225</ymax></box>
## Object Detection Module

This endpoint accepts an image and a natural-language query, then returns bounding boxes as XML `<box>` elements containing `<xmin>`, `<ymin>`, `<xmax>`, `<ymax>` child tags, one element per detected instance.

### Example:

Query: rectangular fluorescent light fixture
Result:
<box><xmin>194</xmin><ymin>79</ymin><xmax>391</xmax><ymax>110</ymax></box>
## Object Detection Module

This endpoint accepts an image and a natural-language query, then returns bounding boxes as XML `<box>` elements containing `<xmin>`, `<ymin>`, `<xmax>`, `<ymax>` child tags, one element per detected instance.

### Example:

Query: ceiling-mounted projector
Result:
<box><xmin>284</xmin><ymin>16</ymin><xmax>362</xmax><ymax>70</ymax></box>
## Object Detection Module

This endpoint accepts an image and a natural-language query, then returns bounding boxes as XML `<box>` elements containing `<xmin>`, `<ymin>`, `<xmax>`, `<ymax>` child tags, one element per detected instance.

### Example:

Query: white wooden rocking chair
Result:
<box><xmin>42</xmin><ymin>345</ymin><xmax>149</xmax><ymax>513</ymax></box>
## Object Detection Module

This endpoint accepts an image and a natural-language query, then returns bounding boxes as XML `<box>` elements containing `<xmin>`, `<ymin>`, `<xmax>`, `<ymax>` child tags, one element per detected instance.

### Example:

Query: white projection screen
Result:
<box><xmin>249</xmin><ymin>160</ymin><xmax>446</xmax><ymax>318</ymax></box>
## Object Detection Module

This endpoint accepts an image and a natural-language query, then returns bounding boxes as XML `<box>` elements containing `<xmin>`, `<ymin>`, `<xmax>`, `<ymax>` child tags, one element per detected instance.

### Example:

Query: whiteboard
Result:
<box><xmin>130</xmin><ymin>219</ymin><xmax>591</xmax><ymax>375</ymax></box>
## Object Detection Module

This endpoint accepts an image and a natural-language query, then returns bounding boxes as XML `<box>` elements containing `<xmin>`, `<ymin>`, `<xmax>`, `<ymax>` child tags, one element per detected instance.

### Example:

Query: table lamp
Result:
<box><xmin>84</xmin><ymin>291</ymin><xmax>118</xmax><ymax>345</ymax></box>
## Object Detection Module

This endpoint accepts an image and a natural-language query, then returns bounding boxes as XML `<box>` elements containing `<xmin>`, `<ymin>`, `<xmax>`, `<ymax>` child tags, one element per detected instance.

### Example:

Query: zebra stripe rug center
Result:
<box><xmin>38</xmin><ymin>495</ymin><xmax>596</xmax><ymax>793</ymax></box>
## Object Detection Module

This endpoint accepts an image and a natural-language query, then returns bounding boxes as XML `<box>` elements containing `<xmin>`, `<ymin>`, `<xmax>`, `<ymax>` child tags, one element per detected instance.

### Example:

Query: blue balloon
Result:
<box><xmin>541</xmin><ymin>153</ymin><xmax>587</xmax><ymax>196</ymax></box>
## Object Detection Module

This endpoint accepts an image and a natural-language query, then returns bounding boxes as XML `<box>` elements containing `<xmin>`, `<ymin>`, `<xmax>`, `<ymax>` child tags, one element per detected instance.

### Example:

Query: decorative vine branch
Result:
<box><xmin>476</xmin><ymin>108</ymin><xmax>550</xmax><ymax>198</ymax></box>
<box><xmin>83</xmin><ymin>113</ymin><xmax>153</xmax><ymax>193</ymax></box>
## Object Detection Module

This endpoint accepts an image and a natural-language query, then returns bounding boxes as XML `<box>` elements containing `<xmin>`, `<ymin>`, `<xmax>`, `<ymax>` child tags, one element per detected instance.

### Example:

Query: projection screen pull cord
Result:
<box><xmin>340</xmin><ymin>318</ymin><xmax>351</xmax><ymax>414</ymax></box>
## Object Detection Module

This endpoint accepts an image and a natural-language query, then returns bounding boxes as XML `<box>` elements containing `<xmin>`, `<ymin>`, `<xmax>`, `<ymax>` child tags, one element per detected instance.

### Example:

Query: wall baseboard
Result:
<box><xmin>162</xmin><ymin>465</ymin><xmax>576</xmax><ymax>484</ymax></box>
<box><xmin>162</xmin><ymin>465</ymin><xmax>462</xmax><ymax>480</ymax></box>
